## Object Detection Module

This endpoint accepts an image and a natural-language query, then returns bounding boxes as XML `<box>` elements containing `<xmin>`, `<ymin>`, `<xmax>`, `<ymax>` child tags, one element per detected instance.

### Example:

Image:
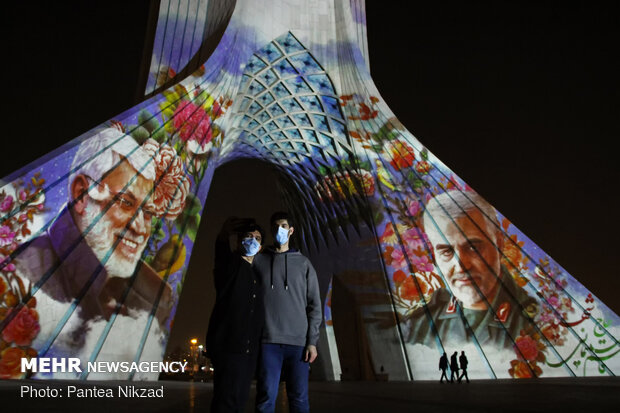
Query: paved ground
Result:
<box><xmin>1</xmin><ymin>377</ymin><xmax>619</xmax><ymax>412</ymax></box>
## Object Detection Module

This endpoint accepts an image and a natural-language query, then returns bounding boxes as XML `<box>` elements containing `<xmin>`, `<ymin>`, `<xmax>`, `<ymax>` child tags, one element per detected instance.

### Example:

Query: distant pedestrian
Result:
<box><xmin>458</xmin><ymin>351</ymin><xmax>469</xmax><ymax>383</ymax></box>
<box><xmin>450</xmin><ymin>351</ymin><xmax>459</xmax><ymax>383</ymax></box>
<box><xmin>439</xmin><ymin>353</ymin><xmax>449</xmax><ymax>383</ymax></box>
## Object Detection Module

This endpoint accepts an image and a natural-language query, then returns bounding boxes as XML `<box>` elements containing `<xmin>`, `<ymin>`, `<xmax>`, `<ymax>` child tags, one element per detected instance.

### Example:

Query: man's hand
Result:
<box><xmin>304</xmin><ymin>345</ymin><xmax>317</xmax><ymax>363</ymax></box>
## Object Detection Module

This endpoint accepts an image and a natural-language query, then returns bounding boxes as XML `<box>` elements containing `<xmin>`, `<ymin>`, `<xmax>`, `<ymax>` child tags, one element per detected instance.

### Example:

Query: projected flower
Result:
<box><xmin>141</xmin><ymin>139</ymin><xmax>191</xmax><ymax>220</ymax></box>
<box><xmin>402</xmin><ymin>227</ymin><xmax>428</xmax><ymax>251</ymax></box>
<box><xmin>509</xmin><ymin>360</ymin><xmax>535</xmax><ymax>379</ymax></box>
<box><xmin>383</xmin><ymin>245</ymin><xmax>406</xmax><ymax>269</ymax></box>
<box><xmin>379</xmin><ymin>222</ymin><xmax>411</xmax><ymax>245</ymax></box>
<box><xmin>173</xmin><ymin>101</ymin><xmax>213</xmax><ymax>145</ymax></box>
<box><xmin>500</xmin><ymin>219</ymin><xmax>530</xmax><ymax>287</ymax></box>
<box><xmin>515</xmin><ymin>334</ymin><xmax>539</xmax><ymax>361</ymax></box>
<box><xmin>392</xmin><ymin>270</ymin><xmax>439</xmax><ymax>309</ymax></box>
<box><xmin>399</xmin><ymin>276</ymin><xmax>421</xmax><ymax>301</ymax></box>
<box><xmin>509</xmin><ymin>328</ymin><xmax>546</xmax><ymax>378</ymax></box>
<box><xmin>0</xmin><ymin>347</ymin><xmax>27</xmax><ymax>379</ymax></box>
<box><xmin>358</xmin><ymin>169</ymin><xmax>376</xmax><ymax>196</ymax></box>
<box><xmin>410</xmin><ymin>254</ymin><xmax>434</xmax><ymax>273</ymax></box>
<box><xmin>1</xmin><ymin>306</ymin><xmax>40</xmax><ymax>346</ymax></box>
<box><xmin>415</xmin><ymin>160</ymin><xmax>431</xmax><ymax>174</ymax></box>
<box><xmin>313</xmin><ymin>170</ymin><xmax>375</xmax><ymax>202</ymax></box>
<box><xmin>0</xmin><ymin>195</ymin><xmax>14</xmax><ymax>213</ymax></box>
<box><xmin>386</xmin><ymin>140</ymin><xmax>415</xmax><ymax>170</ymax></box>
<box><xmin>0</xmin><ymin>226</ymin><xmax>15</xmax><ymax>247</ymax></box>
<box><xmin>393</xmin><ymin>270</ymin><xmax>407</xmax><ymax>285</ymax></box>
<box><xmin>407</xmin><ymin>200</ymin><xmax>422</xmax><ymax>217</ymax></box>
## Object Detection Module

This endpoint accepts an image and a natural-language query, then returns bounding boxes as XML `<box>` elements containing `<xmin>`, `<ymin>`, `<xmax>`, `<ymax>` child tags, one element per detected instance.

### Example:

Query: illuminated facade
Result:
<box><xmin>1</xmin><ymin>0</ymin><xmax>618</xmax><ymax>381</ymax></box>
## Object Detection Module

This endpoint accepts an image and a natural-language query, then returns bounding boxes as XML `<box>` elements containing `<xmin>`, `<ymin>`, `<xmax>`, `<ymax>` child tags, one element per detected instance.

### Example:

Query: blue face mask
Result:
<box><xmin>275</xmin><ymin>226</ymin><xmax>290</xmax><ymax>245</ymax></box>
<box><xmin>241</xmin><ymin>237</ymin><xmax>261</xmax><ymax>256</ymax></box>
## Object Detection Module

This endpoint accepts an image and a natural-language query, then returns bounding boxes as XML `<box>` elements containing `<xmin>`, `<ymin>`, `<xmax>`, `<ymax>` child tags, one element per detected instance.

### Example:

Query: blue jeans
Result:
<box><xmin>255</xmin><ymin>343</ymin><xmax>309</xmax><ymax>413</ymax></box>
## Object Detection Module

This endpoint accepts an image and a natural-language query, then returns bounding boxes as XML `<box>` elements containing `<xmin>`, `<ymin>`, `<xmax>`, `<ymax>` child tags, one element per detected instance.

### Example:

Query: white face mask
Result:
<box><xmin>275</xmin><ymin>226</ymin><xmax>290</xmax><ymax>245</ymax></box>
<box><xmin>241</xmin><ymin>237</ymin><xmax>261</xmax><ymax>256</ymax></box>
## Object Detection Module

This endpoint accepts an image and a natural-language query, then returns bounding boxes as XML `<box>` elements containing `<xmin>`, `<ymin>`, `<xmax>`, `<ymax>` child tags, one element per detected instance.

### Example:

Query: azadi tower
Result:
<box><xmin>1</xmin><ymin>0</ymin><xmax>618</xmax><ymax>381</ymax></box>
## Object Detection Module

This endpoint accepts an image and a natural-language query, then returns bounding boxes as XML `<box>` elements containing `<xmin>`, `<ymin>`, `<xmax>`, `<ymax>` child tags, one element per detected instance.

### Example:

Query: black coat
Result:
<box><xmin>205</xmin><ymin>233</ymin><xmax>264</xmax><ymax>357</ymax></box>
<box><xmin>450</xmin><ymin>353</ymin><xmax>459</xmax><ymax>371</ymax></box>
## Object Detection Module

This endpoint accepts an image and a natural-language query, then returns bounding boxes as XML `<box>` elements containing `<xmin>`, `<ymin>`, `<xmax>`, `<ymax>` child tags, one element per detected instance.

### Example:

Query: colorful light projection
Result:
<box><xmin>1</xmin><ymin>0</ymin><xmax>618</xmax><ymax>381</ymax></box>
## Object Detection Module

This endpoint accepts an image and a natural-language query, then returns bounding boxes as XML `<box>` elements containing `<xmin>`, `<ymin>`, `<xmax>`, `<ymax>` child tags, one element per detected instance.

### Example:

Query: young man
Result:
<box><xmin>450</xmin><ymin>351</ymin><xmax>460</xmax><ymax>383</ymax></box>
<box><xmin>253</xmin><ymin>212</ymin><xmax>322</xmax><ymax>413</ymax></box>
<box><xmin>458</xmin><ymin>351</ymin><xmax>470</xmax><ymax>383</ymax></box>
<box><xmin>206</xmin><ymin>218</ymin><xmax>265</xmax><ymax>413</ymax></box>
<box><xmin>439</xmin><ymin>352</ymin><xmax>449</xmax><ymax>383</ymax></box>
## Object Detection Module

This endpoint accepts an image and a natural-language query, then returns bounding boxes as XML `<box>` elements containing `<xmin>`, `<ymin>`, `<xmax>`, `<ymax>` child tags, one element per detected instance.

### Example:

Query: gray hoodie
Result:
<box><xmin>253</xmin><ymin>248</ymin><xmax>322</xmax><ymax>347</ymax></box>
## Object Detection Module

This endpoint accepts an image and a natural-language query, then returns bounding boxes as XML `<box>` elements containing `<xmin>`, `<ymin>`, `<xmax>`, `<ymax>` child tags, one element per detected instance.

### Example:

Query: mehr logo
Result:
<box><xmin>21</xmin><ymin>358</ymin><xmax>82</xmax><ymax>373</ymax></box>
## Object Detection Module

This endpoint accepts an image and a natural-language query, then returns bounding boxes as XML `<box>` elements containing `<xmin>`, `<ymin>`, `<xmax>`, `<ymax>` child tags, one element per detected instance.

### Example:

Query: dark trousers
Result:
<box><xmin>255</xmin><ymin>343</ymin><xmax>309</xmax><ymax>413</ymax></box>
<box><xmin>439</xmin><ymin>368</ymin><xmax>448</xmax><ymax>382</ymax></box>
<box><xmin>450</xmin><ymin>368</ymin><xmax>459</xmax><ymax>383</ymax></box>
<box><xmin>211</xmin><ymin>351</ymin><xmax>258</xmax><ymax>413</ymax></box>
<box><xmin>458</xmin><ymin>368</ymin><xmax>469</xmax><ymax>383</ymax></box>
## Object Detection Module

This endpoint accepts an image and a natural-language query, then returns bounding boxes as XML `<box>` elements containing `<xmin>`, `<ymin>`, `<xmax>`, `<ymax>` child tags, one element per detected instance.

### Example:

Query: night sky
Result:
<box><xmin>4</xmin><ymin>2</ymin><xmax>619</xmax><ymax>351</ymax></box>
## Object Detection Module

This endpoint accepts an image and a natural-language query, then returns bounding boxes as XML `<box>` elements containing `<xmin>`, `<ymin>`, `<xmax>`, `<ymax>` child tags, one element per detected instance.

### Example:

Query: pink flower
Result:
<box><xmin>18</xmin><ymin>190</ymin><xmax>27</xmax><ymax>202</ymax></box>
<box><xmin>538</xmin><ymin>311</ymin><xmax>554</xmax><ymax>324</ymax></box>
<box><xmin>408</xmin><ymin>200</ymin><xmax>421</xmax><ymax>217</ymax></box>
<box><xmin>390</xmin><ymin>247</ymin><xmax>407</xmax><ymax>269</ymax></box>
<box><xmin>402</xmin><ymin>227</ymin><xmax>427</xmax><ymax>251</ymax></box>
<box><xmin>142</xmin><ymin>139</ymin><xmax>191</xmax><ymax>220</ymax></box>
<box><xmin>2</xmin><ymin>262</ymin><xmax>16</xmax><ymax>272</ymax></box>
<box><xmin>0</xmin><ymin>226</ymin><xmax>16</xmax><ymax>247</ymax></box>
<box><xmin>411</xmin><ymin>255</ymin><xmax>434</xmax><ymax>273</ymax></box>
<box><xmin>547</xmin><ymin>295</ymin><xmax>560</xmax><ymax>309</ymax></box>
<box><xmin>18</xmin><ymin>214</ymin><xmax>27</xmax><ymax>223</ymax></box>
<box><xmin>173</xmin><ymin>101</ymin><xmax>213</xmax><ymax>145</ymax></box>
<box><xmin>0</xmin><ymin>196</ymin><xmax>14</xmax><ymax>212</ymax></box>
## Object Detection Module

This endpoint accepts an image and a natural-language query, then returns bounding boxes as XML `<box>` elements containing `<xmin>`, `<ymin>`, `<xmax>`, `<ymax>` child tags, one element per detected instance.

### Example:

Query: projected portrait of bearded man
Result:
<box><xmin>406</xmin><ymin>190</ymin><xmax>538</xmax><ymax>349</ymax></box>
<box><xmin>10</xmin><ymin>127</ymin><xmax>190</xmax><ymax>367</ymax></box>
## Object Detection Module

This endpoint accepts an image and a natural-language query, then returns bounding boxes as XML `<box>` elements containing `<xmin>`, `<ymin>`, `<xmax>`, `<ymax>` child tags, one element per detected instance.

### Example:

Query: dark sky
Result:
<box><xmin>4</xmin><ymin>2</ymin><xmax>619</xmax><ymax>350</ymax></box>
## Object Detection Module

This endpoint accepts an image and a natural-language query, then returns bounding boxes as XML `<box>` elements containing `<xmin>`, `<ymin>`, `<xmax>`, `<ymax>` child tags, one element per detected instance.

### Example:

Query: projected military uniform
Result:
<box><xmin>406</xmin><ymin>266</ymin><xmax>537</xmax><ymax>348</ymax></box>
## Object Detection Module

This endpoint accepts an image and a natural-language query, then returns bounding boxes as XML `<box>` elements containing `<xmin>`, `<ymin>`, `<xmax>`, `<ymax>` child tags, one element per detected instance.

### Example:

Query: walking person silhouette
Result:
<box><xmin>450</xmin><ymin>351</ymin><xmax>459</xmax><ymax>383</ymax></box>
<box><xmin>458</xmin><ymin>351</ymin><xmax>470</xmax><ymax>383</ymax></box>
<box><xmin>439</xmin><ymin>352</ymin><xmax>449</xmax><ymax>383</ymax></box>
